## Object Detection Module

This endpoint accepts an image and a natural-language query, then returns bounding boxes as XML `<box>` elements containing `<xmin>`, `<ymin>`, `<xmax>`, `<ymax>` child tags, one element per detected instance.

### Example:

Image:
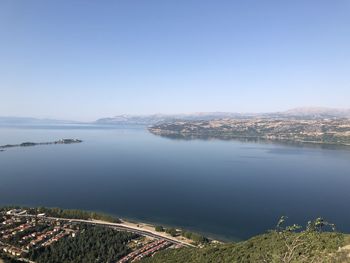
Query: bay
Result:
<box><xmin>1</xmin><ymin>124</ymin><xmax>350</xmax><ymax>241</ymax></box>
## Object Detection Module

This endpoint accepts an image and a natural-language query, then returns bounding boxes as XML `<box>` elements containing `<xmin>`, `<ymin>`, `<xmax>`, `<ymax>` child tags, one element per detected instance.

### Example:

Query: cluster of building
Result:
<box><xmin>2</xmin><ymin>222</ymin><xmax>33</xmax><ymax>239</ymax></box>
<box><xmin>118</xmin><ymin>239</ymin><xmax>172</xmax><ymax>263</ymax></box>
<box><xmin>0</xmin><ymin>210</ymin><xmax>79</xmax><ymax>260</ymax></box>
<box><xmin>25</xmin><ymin>226</ymin><xmax>77</xmax><ymax>250</ymax></box>
<box><xmin>41</xmin><ymin>230</ymin><xmax>74</xmax><ymax>247</ymax></box>
<box><xmin>2</xmin><ymin>245</ymin><xmax>24</xmax><ymax>257</ymax></box>
<box><xmin>150</xmin><ymin>118</ymin><xmax>350</xmax><ymax>145</ymax></box>
<box><xmin>0</xmin><ymin>209</ymin><xmax>181</xmax><ymax>262</ymax></box>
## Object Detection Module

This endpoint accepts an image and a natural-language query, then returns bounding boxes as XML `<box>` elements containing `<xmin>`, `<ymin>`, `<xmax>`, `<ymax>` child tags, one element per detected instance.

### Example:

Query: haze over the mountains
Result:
<box><xmin>0</xmin><ymin>117</ymin><xmax>78</xmax><ymax>125</ymax></box>
<box><xmin>95</xmin><ymin>107</ymin><xmax>350</xmax><ymax>125</ymax></box>
<box><xmin>1</xmin><ymin>107</ymin><xmax>350</xmax><ymax>126</ymax></box>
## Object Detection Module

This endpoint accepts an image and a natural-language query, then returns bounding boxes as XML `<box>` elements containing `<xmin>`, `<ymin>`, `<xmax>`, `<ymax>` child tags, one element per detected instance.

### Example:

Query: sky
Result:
<box><xmin>0</xmin><ymin>0</ymin><xmax>349</xmax><ymax>121</ymax></box>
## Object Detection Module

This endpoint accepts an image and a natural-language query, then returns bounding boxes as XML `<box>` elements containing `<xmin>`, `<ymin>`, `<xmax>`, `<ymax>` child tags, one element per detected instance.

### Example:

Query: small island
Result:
<box><xmin>0</xmin><ymin>139</ymin><xmax>82</xmax><ymax>151</ymax></box>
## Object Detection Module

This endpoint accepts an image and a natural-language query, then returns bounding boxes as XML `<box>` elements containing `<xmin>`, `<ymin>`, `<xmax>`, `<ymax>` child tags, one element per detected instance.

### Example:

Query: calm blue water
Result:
<box><xmin>1</xmin><ymin>125</ymin><xmax>350</xmax><ymax>241</ymax></box>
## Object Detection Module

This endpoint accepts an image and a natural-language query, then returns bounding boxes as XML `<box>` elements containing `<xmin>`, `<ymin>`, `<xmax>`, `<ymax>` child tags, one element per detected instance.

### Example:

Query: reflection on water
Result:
<box><xmin>151</xmin><ymin>131</ymin><xmax>350</xmax><ymax>151</ymax></box>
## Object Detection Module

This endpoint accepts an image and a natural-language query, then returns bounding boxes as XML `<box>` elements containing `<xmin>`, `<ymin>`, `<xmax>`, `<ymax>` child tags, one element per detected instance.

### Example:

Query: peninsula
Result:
<box><xmin>149</xmin><ymin>118</ymin><xmax>350</xmax><ymax>146</ymax></box>
<box><xmin>0</xmin><ymin>139</ymin><xmax>82</xmax><ymax>151</ymax></box>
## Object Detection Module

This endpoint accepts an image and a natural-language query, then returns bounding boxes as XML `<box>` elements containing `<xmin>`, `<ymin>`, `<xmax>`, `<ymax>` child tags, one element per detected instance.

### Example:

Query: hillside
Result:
<box><xmin>143</xmin><ymin>231</ymin><xmax>350</xmax><ymax>263</ymax></box>
<box><xmin>96</xmin><ymin>108</ymin><xmax>350</xmax><ymax>125</ymax></box>
<box><xmin>149</xmin><ymin>118</ymin><xmax>350</xmax><ymax>146</ymax></box>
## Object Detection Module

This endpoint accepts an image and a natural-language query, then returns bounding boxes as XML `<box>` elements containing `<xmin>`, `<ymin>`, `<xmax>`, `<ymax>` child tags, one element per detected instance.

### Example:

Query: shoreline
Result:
<box><xmin>111</xmin><ymin>214</ymin><xmax>229</xmax><ymax>243</ymax></box>
<box><xmin>0</xmin><ymin>139</ymin><xmax>82</xmax><ymax>151</ymax></box>
<box><xmin>89</xmin><ymin>218</ymin><xmax>198</xmax><ymax>247</ymax></box>
<box><xmin>117</xmin><ymin>217</ymin><xmax>226</xmax><ymax>243</ymax></box>
<box><xmin>149</xmin><ymin>130</ymin><xmax>350</xmax><ymax>148</ymax></box>
<box><xmin>0</xmin><ymin>206</ymin><xmax>218</xmax><ymax>246</ymax></box>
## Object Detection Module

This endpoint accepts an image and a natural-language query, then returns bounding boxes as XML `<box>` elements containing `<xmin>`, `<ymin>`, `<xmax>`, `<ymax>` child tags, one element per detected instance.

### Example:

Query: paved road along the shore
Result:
<box><xmin>17</xmin><ymin>214</ymin><xmax>196</xmax><ymax>248</ymax></box>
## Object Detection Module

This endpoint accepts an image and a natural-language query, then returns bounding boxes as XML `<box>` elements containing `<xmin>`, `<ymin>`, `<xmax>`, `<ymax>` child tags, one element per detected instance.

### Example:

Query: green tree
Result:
<box><xmin>155</xmin><ymin>225</ymin><xmax>164</xmax><ymax>232</ymax></box>
<box><xmin>165</xmin><ymin>228</ymin><xmax>177</xmax><ymax>237</ymax></box>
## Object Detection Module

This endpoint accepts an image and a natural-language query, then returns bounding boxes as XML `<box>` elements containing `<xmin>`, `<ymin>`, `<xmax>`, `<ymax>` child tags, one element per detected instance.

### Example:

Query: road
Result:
<box><xmin>17</xmin><ymin>214</ymin><xmax>196</xmax><ymax>248</ymax></box>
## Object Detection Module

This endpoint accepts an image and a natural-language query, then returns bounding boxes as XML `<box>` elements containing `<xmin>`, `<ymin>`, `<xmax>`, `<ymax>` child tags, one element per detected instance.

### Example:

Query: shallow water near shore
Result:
<box><xmin>1</xmin><ymin>124</ymin><xmax>350</xmax><ymax>241</ymax></box>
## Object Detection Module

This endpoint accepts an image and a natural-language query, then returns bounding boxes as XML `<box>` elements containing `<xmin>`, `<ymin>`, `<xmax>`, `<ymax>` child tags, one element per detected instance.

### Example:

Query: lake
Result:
<box><xmin>1</xmin><ymin>124</ymin><xmax>350</xmax><ymax>241</ymax></box>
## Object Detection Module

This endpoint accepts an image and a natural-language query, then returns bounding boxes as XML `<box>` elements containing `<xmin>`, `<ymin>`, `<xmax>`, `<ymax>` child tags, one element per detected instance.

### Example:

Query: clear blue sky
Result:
<box><xmin>1</xmin><ymin>0</ymin><xmax>349</xmax><ymax>121</ymax></box>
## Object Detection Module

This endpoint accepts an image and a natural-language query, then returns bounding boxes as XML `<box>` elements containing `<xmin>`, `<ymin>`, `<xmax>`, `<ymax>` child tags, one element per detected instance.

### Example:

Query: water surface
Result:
<box><xmin>1</xmin><ymin>125</ymin><xmax>350</xmax><ymax>241</ymax></box>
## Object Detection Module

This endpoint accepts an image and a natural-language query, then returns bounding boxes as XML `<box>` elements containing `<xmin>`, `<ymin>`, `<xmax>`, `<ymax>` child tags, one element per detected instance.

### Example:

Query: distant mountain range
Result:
<box><xmin>1</xmin><ymin>107</ymin><xmax>349</xmax><ymax>126</ymax></box>
<box><xmin>95</xmin><ymin>107</ymin><xmax>350</xmax><ymax>125</ymax></box>
<box><xmin>282</xmin><ymin>107</ymin><xmax>350</xmax><ymax>118</ymax></box>
<box><xmin>95</xmin><ymin>113</ymin><xmax>245</xmax><ymax>125</ymax></box>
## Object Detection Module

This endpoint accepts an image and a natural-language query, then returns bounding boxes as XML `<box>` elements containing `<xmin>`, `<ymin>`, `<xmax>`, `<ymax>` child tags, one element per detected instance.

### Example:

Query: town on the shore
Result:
<box><xmin>0</xmin><ymin>208</ymin><xmax>207</xmax><ymax>263</ymax></box>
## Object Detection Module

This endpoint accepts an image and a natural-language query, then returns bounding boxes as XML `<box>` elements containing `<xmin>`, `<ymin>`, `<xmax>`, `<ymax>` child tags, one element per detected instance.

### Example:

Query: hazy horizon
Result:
<box><xmin>1</xmin><ymin>1</ymin><xmax>349</xmax><ymax>121</ymax></box>
<box><xmin>1</xmin><ymin>106</ymin><xmax>350</xmax><ymax>123</ymax></box>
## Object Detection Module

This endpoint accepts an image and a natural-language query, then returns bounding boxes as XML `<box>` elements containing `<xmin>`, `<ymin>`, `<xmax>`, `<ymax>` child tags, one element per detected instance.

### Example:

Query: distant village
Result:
<box><xmin>149</xmin><ymin>118</ymin><xmax>350</xmax><ymax>146</ymax></box>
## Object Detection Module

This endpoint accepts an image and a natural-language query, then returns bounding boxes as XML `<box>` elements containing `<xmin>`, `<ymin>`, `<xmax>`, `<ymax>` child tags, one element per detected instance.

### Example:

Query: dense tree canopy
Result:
<box><xmin>155</xmin><ymin>225</ymin><xmax>164</xmax><ymax>232</ymax></box>
<box><xmin>29</xmin><ymin>225</ymin><xmax>138</xmax><ymax>263</ymax></box>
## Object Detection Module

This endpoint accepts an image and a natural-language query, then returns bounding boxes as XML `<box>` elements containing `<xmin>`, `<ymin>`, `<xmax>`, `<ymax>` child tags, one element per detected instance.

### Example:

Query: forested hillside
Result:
<box><xmin>143</xmin><ymin>232</ymin><xmax>348</xmax><ymax>263</ymax></box>
<box><xmin>143</xmin><ymin>218</ymin><xmax>350</xmax><ymax>263</ymax></box>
